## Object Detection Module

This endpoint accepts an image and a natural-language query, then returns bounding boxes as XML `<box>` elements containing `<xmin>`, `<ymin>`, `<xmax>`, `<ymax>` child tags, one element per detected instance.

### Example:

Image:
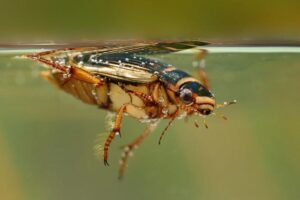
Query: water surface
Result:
<box><xmin>0</xmin><ymin>46</ymin><xmax>299</xmax><ymax>200</ymax></box>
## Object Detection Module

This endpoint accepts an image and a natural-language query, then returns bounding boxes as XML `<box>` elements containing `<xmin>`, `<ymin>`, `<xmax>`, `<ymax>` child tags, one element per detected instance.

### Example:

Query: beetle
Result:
<box><xmin>26</xmin><ymin>41</ymin><xmax>235</xmax><ymax>178</ymax></box>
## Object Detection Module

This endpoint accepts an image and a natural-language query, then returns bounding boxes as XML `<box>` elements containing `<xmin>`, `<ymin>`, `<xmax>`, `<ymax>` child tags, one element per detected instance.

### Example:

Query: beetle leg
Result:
<box><xmin>103</xmin><ymin>104</ymin><xmax>127</xmax><ymax>166</ymax></box>
<box><xmin>28</xmin><ymin>53</ymin><xmax>104</xmax><ymax>87</ymax></box>
<box><xmin>193</xmin><ymin>49</ymin><xmax>210</xmax><ymax>90</ymax></box>
<box><xmin>117</xmin><ymin>84</ymin><xmax>159</xmax><ymax>106</ymax></box>
<box><xmin>124</xmin><ymin>88</ymin><xmax>158</xmax><ymax>106</ymax></box>
<box><xmin>118</xmin><ymin>123</ymin><xmax>156</xmax><ymax>179</ymax></box>
<box><xmin>28</xmin><ymin>55</ymin><xmax>69</xmax><ymax>73</ymax></box>
<box><xmin>158</xmin><ymin>108</ymin><xmax>180</xmax><ymax>145</ymax></box>
<box><xmin>68</xmin><ymin>66</ymin><xmax>104</xmax><ymax>87</ymax></box>
<box><xmin>103</xmin><ymin>103</ymin><xmax>151</xmax><ymax>166</ymax></box>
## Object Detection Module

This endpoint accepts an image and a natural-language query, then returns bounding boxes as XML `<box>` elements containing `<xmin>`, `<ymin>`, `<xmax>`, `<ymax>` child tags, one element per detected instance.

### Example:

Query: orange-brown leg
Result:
<box><xmin>119</xmin><ymin>85</ymin><xmax>159</xmax><ymax>106</ymax></box>
<box><xmin>68</xmin><ymin>66</ymin><xmax>104</xmax><ymax>86</ymax></box>
<box><xmin>103</xmin><ymin>104</ymin><xmax>127</xmax><ymax>166</ymax></box>
<box><xmin>28</xmin><ymin>51</ymin><xmax>103</xmax><ymax>87</ymax></box>
<box><xmin>193</xmin><ymin>49</ymin><xmax>210</xmax><ymax>90</ymax></box>
<box><xmin>118</xmin><ymin>123</ymin><xmax>156</xmax><ymax>179</ymax></box>
<box><xmin>29</xmin><ymin>56</ymin><xmax>69</xmax><ymax>72</ymax></box>
<box><xmin>158</xmin><ymin>108</ymin><xmax>180</xmax><ymax>145</ymax></box>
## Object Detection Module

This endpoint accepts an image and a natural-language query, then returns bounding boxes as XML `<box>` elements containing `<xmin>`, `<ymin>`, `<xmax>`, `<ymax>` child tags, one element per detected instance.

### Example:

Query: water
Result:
<box><xmin>0</xmin><ymin>46</ymin><xmax>300</xmax><ymax>200</ymax></box>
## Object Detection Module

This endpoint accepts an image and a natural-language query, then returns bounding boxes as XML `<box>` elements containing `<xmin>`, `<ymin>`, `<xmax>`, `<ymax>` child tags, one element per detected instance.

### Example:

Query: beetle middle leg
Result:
<box><xmin>118</xmin><ymin>123</ymin><xmax>156</xmax><ymax>179</ymax></box>
<box><xmin>193</xmin><ymin>49</ymin><xmax>210</xmax><ymax>90</ymax></box>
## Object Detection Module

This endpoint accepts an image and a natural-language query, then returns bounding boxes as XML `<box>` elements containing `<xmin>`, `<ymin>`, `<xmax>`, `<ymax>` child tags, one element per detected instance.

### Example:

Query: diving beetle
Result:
<box><xmin>26</xmin><ymin>41</ymin><xmax>235</xmax><ymax>178</ymax></box>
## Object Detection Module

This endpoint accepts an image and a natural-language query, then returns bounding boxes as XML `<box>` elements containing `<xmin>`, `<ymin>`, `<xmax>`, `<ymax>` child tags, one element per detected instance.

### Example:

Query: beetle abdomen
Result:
<box><xmin>42</xmin><ymin>71</ymin><xmax>109</xmax><ymax>107</ymax></box>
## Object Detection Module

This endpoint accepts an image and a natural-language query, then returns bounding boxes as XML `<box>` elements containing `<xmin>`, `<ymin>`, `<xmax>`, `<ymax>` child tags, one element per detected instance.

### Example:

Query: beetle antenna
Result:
<box><xmin>194</xmin><ymin>120</ymin><xmax>199</xmax><ymax>128</ymax></box>
<box><xmin>203</xmin><ymin>119</ymin><xmax>209</xmax><ymax>128</ymax></box>
<box><xmin>194</xmin><ymin>119</ymin><xmax>208</xmax><ymax>129</ymax></box>
<box><xmin>212</xmin><ymin>112</ymin><xmax>228</xmax><ymax>120</ymax></box>
<box><xmin>216</xmin><ymin>100</ymin><xmax>237</xmax><ymax>109</ymax></box>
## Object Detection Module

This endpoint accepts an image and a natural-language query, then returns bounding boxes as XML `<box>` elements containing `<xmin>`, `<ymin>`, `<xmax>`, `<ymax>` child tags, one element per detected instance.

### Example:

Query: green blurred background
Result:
<box><xmin>1</xmin><ymin>0</ymin><xmax>300</xmax><ymax>41</ymax></box>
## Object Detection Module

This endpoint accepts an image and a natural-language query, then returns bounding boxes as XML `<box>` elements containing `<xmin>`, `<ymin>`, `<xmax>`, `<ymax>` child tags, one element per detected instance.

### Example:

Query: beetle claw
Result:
<box><xmin>104</xmin><ymin>160</ymin><xmax>110</xmax><ymax>166</ymax></box>
<box><xmin>117</xmin><ymin>130</ymin><xmax>122</xmax><ymax>138</ymax></box>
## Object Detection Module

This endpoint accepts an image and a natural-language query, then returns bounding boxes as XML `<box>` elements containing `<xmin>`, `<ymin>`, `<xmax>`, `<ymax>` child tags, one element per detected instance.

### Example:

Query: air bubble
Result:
<box><xmin>158</xmin><ymin>97</ymin><xmax>165</xmax><ymax>103</ymax></box>
<box><xmin>53</xmin><ymin>57</ymin><xmax>68</xmax><ymax>65</ymax></box>
<box><xmin>177</xmin><ymin>112</ymin><xmax>187</xmax><ymax>119</ymax></box>
<box><xmin>92</xmin><ymin>89</ymin><xmax>99</xmax><ymax>100</ymax></box>
<box><xmin>62</xmin><ymin>73</ymin><xmax>71</xmax><ymax>79</ymax></box>
<box><xmin>162</xmin><ymin>108</ymin><xmax>169</xmax><ymax>115</ymax></box>
<box><xmin>192</xmin><ymin>61</ymin><xmax>199</xmax><ymax>67</ymax></box>
<box><xmin>124</xmin><ymin>146</ymin><xmax>130</xmax><ymax>152</ymax></box>
<box><xmin>92</xmin><ymin>89</ymin><xmax>97</xmax><ymax>96</ymax></box>
<box><xmin>89</xmin><ymin>55</ymin><xmax>97</xmax><ymax>63</ymax></box>
<box><xmin>121</xmin><ymin>152</ymin><xmax>126</xmax><ymax>158</ymax></box>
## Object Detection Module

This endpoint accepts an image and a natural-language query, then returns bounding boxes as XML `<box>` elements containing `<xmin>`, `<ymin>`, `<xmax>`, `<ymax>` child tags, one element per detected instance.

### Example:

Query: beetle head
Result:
<box><xmin>177</xmin><ymin>82</ymin><xmax>215</xmax><ymax>115</ymax></box>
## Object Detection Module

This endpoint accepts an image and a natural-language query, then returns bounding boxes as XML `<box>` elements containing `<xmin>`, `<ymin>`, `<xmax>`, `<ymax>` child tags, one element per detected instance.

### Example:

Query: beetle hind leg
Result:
<box><xmin>102</xmin><ymin>103</ymin><xmax>151</xmax><ymax>166</ymax></box>
<box><xmin>103</xmin><ymin>105</ymin><xmax>127</xmax><ymax>166</ymax></box>
<box><xmin>28</xmin><ymin>53</ymin><xmax>104</xmax><ymax>88</ymax></box>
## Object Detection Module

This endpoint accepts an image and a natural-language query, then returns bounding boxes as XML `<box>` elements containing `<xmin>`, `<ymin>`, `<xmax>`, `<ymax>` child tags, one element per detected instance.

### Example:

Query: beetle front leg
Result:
<box><xmin>158</xmin><ymin>108</ymin><xmax>180</xmax><ymax>145</ymax></box>
<box><xmin>120</xmin><ymin>86</ymin><xmax>158</xmax><ymax>106</ymax></box>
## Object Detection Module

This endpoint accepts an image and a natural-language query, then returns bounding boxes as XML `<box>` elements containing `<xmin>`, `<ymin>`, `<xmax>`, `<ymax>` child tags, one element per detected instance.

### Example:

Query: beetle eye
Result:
<box><xmin>179</xmin><ymin>88</ymin><xmax>193</xmax><ymax>104</ymax></box>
